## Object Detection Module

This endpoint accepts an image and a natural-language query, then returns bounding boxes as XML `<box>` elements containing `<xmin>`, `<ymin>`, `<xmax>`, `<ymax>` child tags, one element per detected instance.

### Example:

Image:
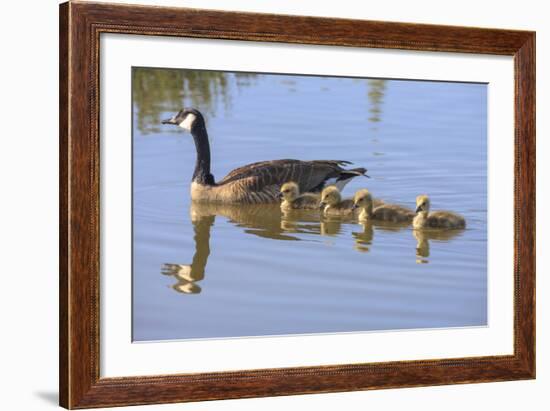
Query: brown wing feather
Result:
<box><xmin>219</xmin><ymin>160</ymin><xmax>350</xmax><ymax>186</ymax></box>
<box><xmin>216</xmin><ymin>160</ymin><xmax>358</xmax><ymax>203</ymax></box>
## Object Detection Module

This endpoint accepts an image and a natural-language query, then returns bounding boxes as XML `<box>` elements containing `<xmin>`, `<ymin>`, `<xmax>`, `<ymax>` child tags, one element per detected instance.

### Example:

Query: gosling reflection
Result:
<box><xmin>413</xmin><ymin>228</ymin><xmax>465</xmax><ymax>264</ymax></box>
<box><xmin>163</xmin><ymin>202</ymin><xmax>329</xmax><ymax>295</ymax></box>
<box><xmin>320</xmin><ymin>218</ymin><xmax>345</xmax><ymax>236</ymax></box>
<box><xmin>352</xmin><ymin>221</ymin><xmax>374</xmax><ymax>252</ymax></box>
<box><xmin>280</xmin><ymin>217</ymin><xmax>323</xmax><ymax>236</ymax></box>
<box><xmin>193</xmin><ymin>202</ymin><xmax>322</xmax><ymax>241</ymax></box>
<box><xmin>352</xmin><ymin>220</ymin><xmax>409</xmax><ymax>253</ymax></box>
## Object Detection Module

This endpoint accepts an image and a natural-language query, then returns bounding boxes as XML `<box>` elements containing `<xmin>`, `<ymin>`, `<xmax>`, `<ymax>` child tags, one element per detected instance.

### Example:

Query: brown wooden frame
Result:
<box><xmin>59</xmin><ymin>1</ymin><xmax>535</xmax><ymax>408</ymax></box>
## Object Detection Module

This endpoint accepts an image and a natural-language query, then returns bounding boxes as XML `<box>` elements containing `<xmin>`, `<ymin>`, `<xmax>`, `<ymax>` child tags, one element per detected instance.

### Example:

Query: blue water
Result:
<box><xmin>132</xmin><ymin>68</ymin><xmax>487</xmax><ymax>341</ymax></box>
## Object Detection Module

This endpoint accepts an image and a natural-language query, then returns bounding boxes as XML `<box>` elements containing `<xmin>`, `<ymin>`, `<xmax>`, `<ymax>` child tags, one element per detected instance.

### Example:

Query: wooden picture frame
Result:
<box><xmin>59</xmin><ymin>1</ymin><xmax>535</xmax><ymax>408</ymax></box>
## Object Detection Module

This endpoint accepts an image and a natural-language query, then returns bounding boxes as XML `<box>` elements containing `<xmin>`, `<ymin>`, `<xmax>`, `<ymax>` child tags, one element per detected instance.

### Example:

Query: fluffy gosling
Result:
<box><xmin>413</xmin><ymin>194</ymin><xmax>466</xmax><ymax>229</ymax></box>
<box><xmin>279</xmin><ymin>182</ymin><xmax>320</xmax><ymax>211</ymax></box>
<box><xmin>319</xmin><ymin>186</ymin><xmax>355</xmax><ymax>216</ymax></box>
<box><xmin>353</xmin><ymin>189</ymin><xmax>414</xmax><ymax>223</ymax></box>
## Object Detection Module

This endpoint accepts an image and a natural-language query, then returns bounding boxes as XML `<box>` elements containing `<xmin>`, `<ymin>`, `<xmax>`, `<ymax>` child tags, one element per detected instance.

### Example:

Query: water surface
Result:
<box><xmin>132</xmin><ymin>68</ymin><xmax>487</xmax><ymax>341</ymax></box>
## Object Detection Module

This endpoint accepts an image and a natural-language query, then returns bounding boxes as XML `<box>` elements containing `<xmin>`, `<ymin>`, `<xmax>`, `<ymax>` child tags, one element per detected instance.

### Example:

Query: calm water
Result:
<box><xmin>132</xmin><ymin>68</ymin><xmax>487</xmax><ymax>341</ymax></box>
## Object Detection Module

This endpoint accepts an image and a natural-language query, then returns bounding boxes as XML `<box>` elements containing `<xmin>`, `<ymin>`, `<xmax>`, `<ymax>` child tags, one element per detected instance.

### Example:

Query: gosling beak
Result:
<box><xmin>352</xmin><ymin>204</ymin><xmax>358</xmax><ymax>210</ymax></box>
<box><xmin>162</xmin><ymin>116</ymin><xmax>178</xmax><ymax>125</ymax></box>
<box><xmin>319</xmin><ymin>202</ymin><xmax>326</xmax><ymax>210</ymax></box>
<box><xmin>278</xmin><ymin>192</ymin><xmax>284</xmax><ymax>199</ymax></box>
<box><xmin>415</xmin><ymin>205</ymin><xmax>422</xmax><ymax>213</ymax></box>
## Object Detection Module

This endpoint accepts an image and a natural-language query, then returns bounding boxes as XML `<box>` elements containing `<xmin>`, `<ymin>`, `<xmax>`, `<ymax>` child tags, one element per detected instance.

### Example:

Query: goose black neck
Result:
<box><xmin>190</xmin><ymin>121</ymin><xmax>215</xmax><ymax>185</ymax></box>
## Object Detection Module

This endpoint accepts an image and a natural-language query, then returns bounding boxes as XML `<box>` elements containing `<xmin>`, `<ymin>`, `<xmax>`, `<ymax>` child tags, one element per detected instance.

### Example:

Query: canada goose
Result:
<box><xmin>353</xmin><ymin>189</ymin><xmax>414</xmax><ymax>223</ymax></box>
<box><xmin>319</xmin><ymin>186</ymin><xmax>356</xmax><ymax>216</ymax></box>
<box><xmin>162</xmin><ymin>108</ymin><xmax>367</xmax><ymax>203</ymax></box>
<box><xmin>279</xmin><ymin>182</ymin><xmax>320</xmax><ymax>211</ymax></box>
<box><xmin>413</xmin><ymin>195</ymin><xmax>466</xmax><ymax>229</ymax></box>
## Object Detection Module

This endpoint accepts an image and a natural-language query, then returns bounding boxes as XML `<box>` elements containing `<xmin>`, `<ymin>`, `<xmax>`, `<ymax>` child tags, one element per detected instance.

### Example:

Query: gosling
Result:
<box><xmin>413</xmin><ymin>194</ymin><xmax>466</xmax><ymax>229</ymax></box>
<box><xmin>319</xmin><ymin>186</ymin><xmax>356</xmax><ymax>216</ymax></box>
<box><xmin>353</xmin><ymin>189</ymin><xmax>414</xmax><ymax>223</ymax></box>
<box><xmin>279</xmin><ymin>182</ymin><xmax>320</xmax><ymax>211</ymax></box>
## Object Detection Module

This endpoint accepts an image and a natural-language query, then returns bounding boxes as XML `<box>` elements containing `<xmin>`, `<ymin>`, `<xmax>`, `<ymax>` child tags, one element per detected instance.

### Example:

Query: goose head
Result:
<box><xmin>353</xmin><ymin>189</ymin><xmax>373</xmax><ymax>210</ymax></box>
<box><xmin>162</xmin><ymin>108</ymin><xmax>205</xmax><ymax>132</ymax></box>
<box><xmin>415</xmin><ymin>194</ymin><xmax>431</xmax><ymax>213</ymax></box>
<box><xmin>279</xmin><ymin>182</ymin><xmax>300</xmax><ymax>201</ymax></box>
<box><xmin>319</xmin><ymin>185</ymin><xmax>341</xmax><ymax>209</ymax></box>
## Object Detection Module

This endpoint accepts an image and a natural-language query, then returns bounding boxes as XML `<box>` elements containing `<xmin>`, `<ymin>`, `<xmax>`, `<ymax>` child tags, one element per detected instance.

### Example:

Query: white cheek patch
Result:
<box><xmin>179</xmin><ymin>113</ymin><xmax>197</xmax><ymax>131</ymax></box>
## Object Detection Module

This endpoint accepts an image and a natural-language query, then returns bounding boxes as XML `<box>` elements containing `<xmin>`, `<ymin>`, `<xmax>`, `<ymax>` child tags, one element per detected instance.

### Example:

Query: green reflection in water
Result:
<box><xmin>367</xmin><ymin>79</ymin><xmax>387</xmax><ymax>124</ymax></box>
<box><xmin>132</xmin><ymin>68</ymin><xmax>257</xmax><ymax>134</ymax></box>
<box><xmin>133</xmin><ymin>67</ymin><xmax>386</xmax><ymax>135</ymax></box>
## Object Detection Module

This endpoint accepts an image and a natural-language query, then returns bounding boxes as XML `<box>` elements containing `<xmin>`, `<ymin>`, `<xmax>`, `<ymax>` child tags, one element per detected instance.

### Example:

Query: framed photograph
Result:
<box><xmin>59</xmin><ymin>2</ymin><xmax>535</xmax><ymax>409</ymax></box>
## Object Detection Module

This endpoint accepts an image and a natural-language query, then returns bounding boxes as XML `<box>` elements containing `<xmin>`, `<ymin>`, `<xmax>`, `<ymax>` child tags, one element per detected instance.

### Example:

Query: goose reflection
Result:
<box><xmin>413</xmin><ymin>228</ymin><xmax>465</xmax><ymax>264</ymax></box>
<box><xmin>162</xmin><ymin>202</ymin><xmax>326</xmax><ymax>295</ymax></box>
<box><xmin>161</xmin><ymin>214</ymin><xmax>214</xmax><ymax>294</ymax></box>
<box><xmin>192</xmin><ymin>202</ymin><xmax>323</xmax><ymax>241</ymax></box>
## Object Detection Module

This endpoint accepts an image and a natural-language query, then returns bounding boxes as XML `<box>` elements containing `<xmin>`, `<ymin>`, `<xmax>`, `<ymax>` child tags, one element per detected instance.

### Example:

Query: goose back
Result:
<box><xmin>195</xmin><ymin>159</ymin><xmax>366</xmax><ymax>204</ymax></box>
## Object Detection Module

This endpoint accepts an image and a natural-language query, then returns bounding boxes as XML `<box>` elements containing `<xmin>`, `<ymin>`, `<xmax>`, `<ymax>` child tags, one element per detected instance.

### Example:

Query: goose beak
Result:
<box><xmin>162</xmin><ymin>116</ymin><xmax>178</xmax><ymax>125</ymax></box>
<box><xmin>278</xmin><ymin>192</ymin><xmax>284</xmax><ymax>199</ymax></box>
<box><xmin>415</xmin><ymin>205</ymin><xmax>422</xmax><ymax>213</ymax></box>
<box><xmin>352</xmin><ymin>204</ymin><xmax>358</xmax><ymax>210</ymax></box>
<box><xmin>319</xmin><ymin>202</ymin><xmax>326</xmax><ymax>210</ymax></box>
